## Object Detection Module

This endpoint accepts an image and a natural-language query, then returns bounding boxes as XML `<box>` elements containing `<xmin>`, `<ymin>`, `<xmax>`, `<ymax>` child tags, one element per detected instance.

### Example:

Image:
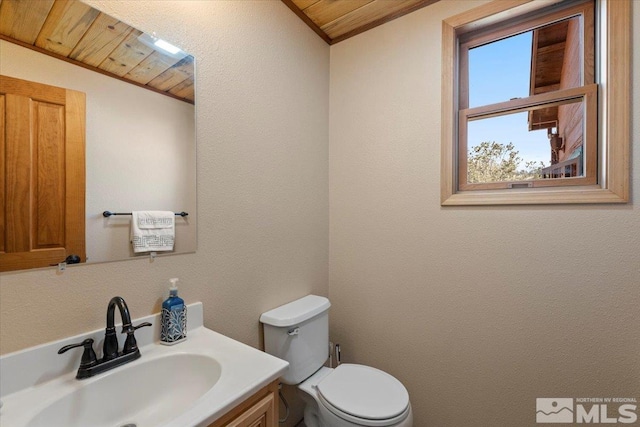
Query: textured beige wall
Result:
<box><xmin>0</xmin><ymin>0</ymin><xmax>328</xmax><ymax>361</ymax></box>
<box><xmin>328</xmin><ymin>1</ymin><xmax>640</xmax><ymax>426</ymax></box>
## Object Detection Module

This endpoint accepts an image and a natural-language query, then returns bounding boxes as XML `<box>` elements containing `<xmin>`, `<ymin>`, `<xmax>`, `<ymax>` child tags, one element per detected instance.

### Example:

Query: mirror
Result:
<box><xmin>0</xmin><ymin>0</ymin><xmax>196</xmax><ymax>270</ymax></box>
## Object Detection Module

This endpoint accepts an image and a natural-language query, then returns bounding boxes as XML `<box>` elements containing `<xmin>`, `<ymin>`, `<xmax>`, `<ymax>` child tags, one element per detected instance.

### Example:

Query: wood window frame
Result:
<box><xmin>441</xmin><ymin>0</ymin><xmax>631</xmax><ymax>205</ymax></box>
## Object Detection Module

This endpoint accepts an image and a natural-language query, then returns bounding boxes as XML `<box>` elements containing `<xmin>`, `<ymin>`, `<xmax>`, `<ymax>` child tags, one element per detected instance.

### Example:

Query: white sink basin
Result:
<box><xmin>0</xmin><ymin>302</ymin><xmax>289</xmax><ymax>427</ymax></box>
<box><xmin>25</xmin><ymin>354</ymin><xmax>221</xmax><ymax>427</ymax></box>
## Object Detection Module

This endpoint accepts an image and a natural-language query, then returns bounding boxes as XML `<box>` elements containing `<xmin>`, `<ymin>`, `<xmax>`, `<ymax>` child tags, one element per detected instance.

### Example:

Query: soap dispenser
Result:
<box><xmin>160</xmin><ymin>278</ymin><xmax>187</xmax><ymax>345</ymax></box>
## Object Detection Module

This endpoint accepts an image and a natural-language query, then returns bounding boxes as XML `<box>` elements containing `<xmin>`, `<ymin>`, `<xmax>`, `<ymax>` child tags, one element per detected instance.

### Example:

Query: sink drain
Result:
<box><xmin>120</xmin><ymin>424</ymin><xmax>137</xmax><ymax>427</ymax></box>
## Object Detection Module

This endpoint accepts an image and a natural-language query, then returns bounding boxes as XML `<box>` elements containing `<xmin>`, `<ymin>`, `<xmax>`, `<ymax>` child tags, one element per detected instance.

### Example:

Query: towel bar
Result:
<box><xmin>103</xmin><ymin>211</ymin><xmax>188</xmax><ymax>217</ymax></box>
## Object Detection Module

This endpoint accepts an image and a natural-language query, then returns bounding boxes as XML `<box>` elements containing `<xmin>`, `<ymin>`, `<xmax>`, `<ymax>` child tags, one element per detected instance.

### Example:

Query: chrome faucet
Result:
<box><xmin>58</xmin><ymin>296</ymin><xmax>152</xmax><ymax>379</ymax></box>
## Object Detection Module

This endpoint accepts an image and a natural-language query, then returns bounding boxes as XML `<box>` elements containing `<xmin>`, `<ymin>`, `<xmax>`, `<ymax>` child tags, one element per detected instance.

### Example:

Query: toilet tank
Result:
<box><xmin>260</xmin><ymin>295</ymin><xmax>331</xmax><ymax>385</ymax></box>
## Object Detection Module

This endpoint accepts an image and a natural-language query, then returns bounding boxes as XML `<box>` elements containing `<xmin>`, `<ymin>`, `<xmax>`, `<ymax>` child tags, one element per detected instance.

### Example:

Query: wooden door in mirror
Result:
<box><xmin>0</xmin><ymin>75</ymin><xmax>85</xmax><ymax>272</ymax></box>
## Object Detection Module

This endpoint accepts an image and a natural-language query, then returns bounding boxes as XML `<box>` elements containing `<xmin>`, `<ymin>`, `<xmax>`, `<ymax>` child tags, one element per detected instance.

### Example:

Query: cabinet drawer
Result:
<box><xmin>227</xmin><ymin>393</ymin><xmax>274</xmax><ymax>427</ymax></box>
<box><xmin>208</xmin><ymin>380</ymin><xmax>278</xmax><ymax>427</ymax></box>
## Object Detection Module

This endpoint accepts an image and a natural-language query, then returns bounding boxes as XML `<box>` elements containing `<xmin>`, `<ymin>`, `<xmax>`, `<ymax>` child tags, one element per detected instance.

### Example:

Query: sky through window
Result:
<box><xmin>468</xmin><ymin>31</ymin><xmax>550</xmax><ymax>165</ymax></box>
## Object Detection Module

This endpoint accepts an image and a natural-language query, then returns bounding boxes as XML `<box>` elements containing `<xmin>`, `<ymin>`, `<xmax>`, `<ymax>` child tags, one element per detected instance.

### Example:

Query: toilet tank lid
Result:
<box><xmin>260</xmin><ymin>295</ymin><xmax>330</xmax><ymax>327</ymax></box>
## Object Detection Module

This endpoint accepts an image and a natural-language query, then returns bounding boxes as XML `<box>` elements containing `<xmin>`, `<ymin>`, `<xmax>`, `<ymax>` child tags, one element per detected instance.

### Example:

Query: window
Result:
<box><xmin>441</xmin><ymin>0</ymin><xmax>631</xmax><ymax>205</ymax></box>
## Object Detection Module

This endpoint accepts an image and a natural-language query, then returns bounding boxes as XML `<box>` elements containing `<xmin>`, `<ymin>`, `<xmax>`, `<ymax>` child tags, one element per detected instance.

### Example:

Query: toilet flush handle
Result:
<box><xmin>287</xmin><ymin>327</ymin><xmax>300</xmax><ymax>336</ymax></box>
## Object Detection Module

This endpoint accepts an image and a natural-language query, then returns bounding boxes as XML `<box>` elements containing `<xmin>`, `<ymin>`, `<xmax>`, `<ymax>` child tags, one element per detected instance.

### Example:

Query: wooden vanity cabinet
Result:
<box><xmin>208</xmin><ymin>380</ymin><xmax>279</xmax><ymax>427</ymax></box>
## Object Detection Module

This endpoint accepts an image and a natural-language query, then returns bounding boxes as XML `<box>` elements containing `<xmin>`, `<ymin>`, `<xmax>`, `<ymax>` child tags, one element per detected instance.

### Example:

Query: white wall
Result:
<box><xmin>329</xmin><ymin>1</ymin><xmax>639</xmax><ymax>426</ymax></box>
<box><xmin>0</xmin><ymin>40</ymin><xmax>196</xmax><ymax>263</ymax></box>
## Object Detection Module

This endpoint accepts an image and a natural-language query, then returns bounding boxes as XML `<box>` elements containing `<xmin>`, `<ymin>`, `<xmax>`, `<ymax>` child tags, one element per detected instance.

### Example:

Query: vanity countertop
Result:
<box><xmin>0</xmin><ymin>302</ymin><xmax>289</xmax><ymax>427</ymax></box>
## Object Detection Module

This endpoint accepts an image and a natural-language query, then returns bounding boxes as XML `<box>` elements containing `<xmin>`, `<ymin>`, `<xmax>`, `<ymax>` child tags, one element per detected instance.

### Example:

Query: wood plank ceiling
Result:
<box><xmin>283</xmin><ymin>0</ymin><xmax>440</xmax><ymax>44</ymax></box>
<box><xmin>0</xmin><ymin>0</ymin><xmax>194</xmax><ymax>103</ymax></box>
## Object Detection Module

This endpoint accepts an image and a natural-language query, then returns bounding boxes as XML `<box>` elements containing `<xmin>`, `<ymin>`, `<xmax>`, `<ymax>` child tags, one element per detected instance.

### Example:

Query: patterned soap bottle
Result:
<box><xmin>160</xmin><ymin>278</ymin><xmax>187</xmax><ymax>345</ymax></box>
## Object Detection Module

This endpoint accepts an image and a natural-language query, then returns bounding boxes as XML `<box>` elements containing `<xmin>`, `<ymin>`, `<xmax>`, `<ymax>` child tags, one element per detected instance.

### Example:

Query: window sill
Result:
<box><xmin>441</xmin><ymin>185</ymin><xmax>628</xmax><ymax>206</ymax></box>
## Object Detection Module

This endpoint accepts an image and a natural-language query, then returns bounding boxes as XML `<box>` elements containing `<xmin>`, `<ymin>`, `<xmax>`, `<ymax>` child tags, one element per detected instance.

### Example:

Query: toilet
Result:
<box><xmin>260</xmin><ymin>295</ymin><xmax>413</xmax><ymax>427</ymax></box>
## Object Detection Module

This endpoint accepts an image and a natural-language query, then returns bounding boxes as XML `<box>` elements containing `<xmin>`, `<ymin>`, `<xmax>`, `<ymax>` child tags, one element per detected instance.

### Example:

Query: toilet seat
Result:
<box><xmin>315</xmin><ymin>364</ymin><xmax>410</xmax><ymax>426</ymax></box>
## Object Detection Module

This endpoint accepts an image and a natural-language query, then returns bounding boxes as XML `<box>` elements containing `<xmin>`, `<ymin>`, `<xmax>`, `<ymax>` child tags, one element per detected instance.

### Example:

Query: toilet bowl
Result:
<box><xmin>298</xmin><ymin>365</ymin><xmax>413</xmax><ymax>427</ymax></box>
<box><xmin>260</xmin><ymin>295</ymin><xmax>413</xmax><ymax>427</ymax></box>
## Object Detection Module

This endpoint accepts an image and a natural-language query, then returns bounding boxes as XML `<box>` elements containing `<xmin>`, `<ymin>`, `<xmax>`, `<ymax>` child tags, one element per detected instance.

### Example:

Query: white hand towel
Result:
<box><xmin>130</xmin><ymin>211</ymin><xmax>175</xmax><ymax>253</ymax></box>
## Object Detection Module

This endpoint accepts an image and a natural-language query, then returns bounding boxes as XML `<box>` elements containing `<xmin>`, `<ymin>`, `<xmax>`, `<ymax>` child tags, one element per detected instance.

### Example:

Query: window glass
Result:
<box><xmin>466</xmin><ymin>98</ymin><xmax>585</xmax><ymax>184</ymax></box>
<box><xmin>468</xmin><ymin>17</ymin><xmax>582</xmax><ymax>109</ymax></box>
<box><xmin>469</xmin><ymin>32</ymin><xmax>532</xmax><ymax>108</ymax></box>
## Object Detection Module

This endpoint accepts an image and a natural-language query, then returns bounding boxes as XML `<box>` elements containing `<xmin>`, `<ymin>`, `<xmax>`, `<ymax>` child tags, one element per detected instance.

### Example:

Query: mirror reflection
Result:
<box><xmin>0</xmin><ymin>0</ymin><xmax>196</xmax><ymax>272</ymax></box>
